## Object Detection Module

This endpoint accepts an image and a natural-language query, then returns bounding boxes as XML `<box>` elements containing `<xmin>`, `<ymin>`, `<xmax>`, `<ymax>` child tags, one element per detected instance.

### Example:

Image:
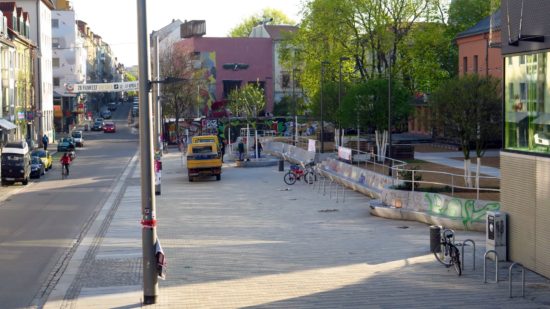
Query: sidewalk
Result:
<box><xmin>415</xmin><ymin>150</ymin><xmax>501</xmax><ymax>178</ymax></box>
<box><xmin>43</xmin><ymin>150</ymin><xmax>550</xmax><ymax>308</ymax></box>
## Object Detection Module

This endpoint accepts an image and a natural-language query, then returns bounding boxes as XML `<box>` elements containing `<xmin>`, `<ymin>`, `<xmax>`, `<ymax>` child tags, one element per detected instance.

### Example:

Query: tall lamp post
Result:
<box><xmin>387</xmin><ymin>53</ymin><xmax>393</xmax><ymax>176</ymax></box>
<box><xmin>338</xmin><ymin>56</ymin><xmax>350</xmax><ymax>147</ymax></box>
<box><xmin>320</xmin><ymin>61</ymin><xmax>329</xmax><ymax>153</ymax></box>
<box><xmin>137</xmin><ymin>0</ymin><xmax>158</xmax><ymax>304</ymax></box>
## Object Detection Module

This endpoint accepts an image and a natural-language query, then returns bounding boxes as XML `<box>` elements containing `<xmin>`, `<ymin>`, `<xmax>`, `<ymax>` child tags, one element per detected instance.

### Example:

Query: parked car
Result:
<box><xmin>30</xmin><ymin>156</ymin><xmax>45</xmax><ymax>178</ymax></box>
<box><xmin>100</xmin><ymin>110</ymin><xmax>112</xmax><ymax>119</ymax></box>
<box><xmin>94</xmin><ymin>117</ymin><xmax>104</xmax><ymax>123</ymax></box>
<box><xmin>30</xmin><ymin>149</ymin><xmax>53</xmax><ymax>170</ymax></box>
<box><xmin>57</xmin><ymin>137</ymin><xmax>76</xmax><ymax>152</ymax></box>
<box><xmin>103</xmin><ymin>122</ymin><xmax>116</xmax><ymax>133</ymax></box>
<box><xmin>91</xmin><ymin>121</ymin><xmax>104</xmax><ymax>131</ymax></box>
<box><xmin>71</xmin><ymin>130</ymin><xmax>84</xmax><ymax>147</ymax></box>
<box><xmin>108</xmin><ymin>102</ymin><xmax>117</xmax><ymax>111</ymax></box>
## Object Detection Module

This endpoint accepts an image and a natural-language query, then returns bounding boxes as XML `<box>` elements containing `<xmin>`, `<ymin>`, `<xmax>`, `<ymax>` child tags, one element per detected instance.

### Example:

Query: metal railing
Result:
<box><xmin>259</xmin><ymin>136</ymin><xmax>500</xmax><ymax>199</ymax></box>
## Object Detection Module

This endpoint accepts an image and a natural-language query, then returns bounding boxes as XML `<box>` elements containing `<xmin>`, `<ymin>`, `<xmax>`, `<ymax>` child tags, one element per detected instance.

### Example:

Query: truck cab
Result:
<box><xmin>186</xmin><ymin>141</ymin><xmax>222</xmax><ymax>182</ymax></box>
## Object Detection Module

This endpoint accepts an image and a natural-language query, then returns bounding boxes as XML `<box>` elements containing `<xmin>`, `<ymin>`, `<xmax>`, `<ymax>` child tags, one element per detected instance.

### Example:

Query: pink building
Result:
<box><xmin>177</xmin><ymin>36</ymin><xmax>274</xmax><ymax>115</ymax></box>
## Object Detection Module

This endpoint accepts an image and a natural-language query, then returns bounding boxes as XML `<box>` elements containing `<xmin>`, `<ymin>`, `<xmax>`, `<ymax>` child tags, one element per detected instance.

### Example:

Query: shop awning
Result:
<box><xmin>0</xmin><ymin>118</ymin><xmax>16</xmax><ymax>130</ymax></box>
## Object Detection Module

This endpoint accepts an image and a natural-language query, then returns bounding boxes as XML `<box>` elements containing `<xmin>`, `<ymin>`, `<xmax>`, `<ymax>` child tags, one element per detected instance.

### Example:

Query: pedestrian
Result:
<box><xmin>220</xmin><ymin>139</ymin><xmax>226</xmax><ymax>163</ymax></box>
<box><xmin>42</xmin><ymin>134</ymin><xmax>49</xmax><ymax>150</ymax></box>
<box><xmin>238</xmin><ymin>140</ymin><xmax>245</xmax><ymax>161</ymax></box>
<box><xmin>254</xmin><ymin>140</ymin><xmax>263</xmax><ymax>158</ymax></box>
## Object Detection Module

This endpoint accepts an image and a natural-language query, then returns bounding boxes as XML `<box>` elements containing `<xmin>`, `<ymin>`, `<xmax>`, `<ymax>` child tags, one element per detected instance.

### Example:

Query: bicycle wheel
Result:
<box><xmin>284</xmin><ymin>171</ymin><xmax>297</xmax><ymax>185</ymax></box>
<box><xmin>450</xmin><ymin>245</ymin><xmax>462</xmax><ymax>276</ymax></box>
<box><xmin>304</xmin><ymin>171</ymin><xmax>315</xmax><ymax>184</ymax></box>
<box><xmin>433</xmin><ymin>243</ymin><xmax>453</xmax><ymax>267</ymax></box>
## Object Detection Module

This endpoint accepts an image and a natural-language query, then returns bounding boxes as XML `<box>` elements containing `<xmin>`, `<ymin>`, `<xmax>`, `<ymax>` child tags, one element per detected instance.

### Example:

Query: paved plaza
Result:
<box><xmin>44</xmin><ymin>150</ymin><xmax>550</xmax><ymax>308</ymax></box>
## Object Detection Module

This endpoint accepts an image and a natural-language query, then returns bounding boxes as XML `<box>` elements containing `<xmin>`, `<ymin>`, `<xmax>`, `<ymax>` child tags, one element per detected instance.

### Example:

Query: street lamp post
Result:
<box><xmin>338</xmin><ymin>56</ymin><xmax>350</xmax><ymax>147</ymax></box>
<box><xmin>320</xmin><ymin>61</ymin><xmax>329</xmax><ymax>153</ymax></box>
<box><xmin>137</xmin><ymin>0</ymin><xmax>158</xmax><ymax>304</ymax></box>
<box><xmin>388</xmin><ymin>53</ymin><xmax>393</xmax><ymax>176</ymax></box>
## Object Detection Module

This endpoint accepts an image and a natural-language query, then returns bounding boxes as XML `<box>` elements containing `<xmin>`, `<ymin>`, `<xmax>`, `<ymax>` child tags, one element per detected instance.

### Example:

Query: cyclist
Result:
<box><xmin>60</xmin><ymin>152</ymin><xmax>72</xmax><ymax>176</ymax></box>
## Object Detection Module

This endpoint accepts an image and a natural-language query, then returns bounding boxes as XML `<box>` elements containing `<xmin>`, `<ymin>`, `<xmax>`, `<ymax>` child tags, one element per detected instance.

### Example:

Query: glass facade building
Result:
<box><xmin>505</xmin><ymin>52</ymin><xmax>550</xmax><ymax>153</ymax></box>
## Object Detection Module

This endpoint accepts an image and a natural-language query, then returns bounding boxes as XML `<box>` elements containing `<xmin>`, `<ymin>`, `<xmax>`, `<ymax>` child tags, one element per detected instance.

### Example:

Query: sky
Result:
<box><xmin>70</xmin><ymin>0</ymin><xmax>305</xmax><ymax>67</ymax></box>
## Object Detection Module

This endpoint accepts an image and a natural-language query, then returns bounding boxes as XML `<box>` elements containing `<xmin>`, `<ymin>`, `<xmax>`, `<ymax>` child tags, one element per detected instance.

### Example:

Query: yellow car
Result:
<box><xmin>31</xmin><ymin>149</ymin><xmax>53</xmax><ymax>170</ymax></box>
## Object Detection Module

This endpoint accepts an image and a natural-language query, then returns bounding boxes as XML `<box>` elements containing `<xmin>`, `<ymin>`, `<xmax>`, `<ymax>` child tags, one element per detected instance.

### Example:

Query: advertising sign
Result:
<box><xmin>308</xmin><ymin>139</ymin><xmax>316</xmax><ymax>152</ymax></box>
<box><xmin>65</xmin><ymin>81</ymin><xmax>139</xmax><ymax>94</ymax></box>
<box><xmin>338</xmin><ymin>146</ymin><xmax>352</xmax><ymax>161</ymax></box>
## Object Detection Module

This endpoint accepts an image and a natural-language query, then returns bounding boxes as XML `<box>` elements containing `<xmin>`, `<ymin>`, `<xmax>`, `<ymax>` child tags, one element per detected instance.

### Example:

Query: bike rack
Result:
<box><xmin>508</xmin><ymin>262</ymin><xmax>525</xmax><ymax>298</ymax></box>
<box><xmin>459</xmin><ymin>239</ymin><xmax>476</xmax><ymax>271</ymax></box>
<box><xmin>483</xmin><ymin>250</ymin><xmax>499</xmax><ymax>283</ymax></box>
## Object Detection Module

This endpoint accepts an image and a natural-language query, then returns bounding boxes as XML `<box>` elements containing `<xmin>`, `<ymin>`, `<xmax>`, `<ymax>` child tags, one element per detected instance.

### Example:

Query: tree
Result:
<box><xmin>227</xmin><ymin>82</ymin><xmax>266</xmax><ymax>120</ymax></box>
<box><xmin>228</xmin><ymin>8</ymin><xmax>295</xmax><ymax>37</ymax></box>
<box><xmin>160</xmin><ymin>42</ymin><xmax>205</xmax><ymax>137</ymax></box>
<box><xmin>430</xmin><ymin>75</ymin><xmax>501</xmax><ymax>186</ymax></box>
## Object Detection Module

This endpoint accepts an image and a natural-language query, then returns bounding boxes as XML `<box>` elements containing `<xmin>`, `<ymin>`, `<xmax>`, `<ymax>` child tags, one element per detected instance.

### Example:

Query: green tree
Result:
<box><xmin>340</xmin><ymin>78</ymin><xmax>411</xmax><ymax>132</ymax></box>
<box><xmin>124</xmin><ymin>71</ymin><xmax>138</xmax><ymax>97</ymax></box>
<box><xmin>430</xmin><ymin>75</ymin><xmax>501</xmax><ymax>186</ymax></box>
<box><xmin>228</xmin><ymin>8</ymin><xmax>295</xmax><ymax>37</ymax></box>
<box><xmin>227</xmin><ymin>83</ymin><xmax>266</xmax><ymax>122</ymax></box>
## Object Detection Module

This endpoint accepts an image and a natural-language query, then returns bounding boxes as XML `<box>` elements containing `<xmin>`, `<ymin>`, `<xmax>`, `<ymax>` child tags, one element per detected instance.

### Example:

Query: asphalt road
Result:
<box><xmin>0</xmin><ymin>102</ymin><xmax>138</xmax><ymax>309</ymax></box>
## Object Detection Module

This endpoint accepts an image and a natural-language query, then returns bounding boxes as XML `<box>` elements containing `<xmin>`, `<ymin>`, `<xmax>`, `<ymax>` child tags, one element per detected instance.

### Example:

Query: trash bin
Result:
<box><xmin>430</xmin><ymin>225</ymin><xmax>442</xmax><ymax>253</ymax></box>
<box><xmin>278</xmin><ymin>159</ymin><xmax>284</xmax><ymax>172</ymax></box>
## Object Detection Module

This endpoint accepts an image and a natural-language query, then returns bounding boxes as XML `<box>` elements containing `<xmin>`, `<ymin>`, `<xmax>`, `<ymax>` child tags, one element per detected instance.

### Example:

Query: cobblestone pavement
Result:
<box><xmin>44</xmin><ymin>151</ymin><xmax>550</xmax><ymax>308</ymax></box>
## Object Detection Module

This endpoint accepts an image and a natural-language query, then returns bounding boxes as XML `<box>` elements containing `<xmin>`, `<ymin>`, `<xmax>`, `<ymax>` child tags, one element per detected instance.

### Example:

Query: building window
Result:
<box><xmin>52</xmin><ymin>19</ymin><xmax>59</xmax><ymax>28</ymax></box>
<box><xmin>52</xmin><ymin>58</ymin><xmax>60</xmax><ymax>68</ymax></box>
<box><xmin>53</xmin><ymin>77</ymin><xmax>60</xmax><ymax>86</ymax></box>
<box><xmin>473</xmin><ymin>55</ymin><xmax>478</xmax><ymax>73</ymax></box>
<box><xmin>504</xmin><ymin>52</ymin><xmax>549</xmax><ymax>154</ymax></box>
<box><xmin>463</xmin><ymin>57</ymin><xmax>468</xmax><ymax>74</ymax></box>
<box><xmin>281</xmin><ymin>72</ymin><xmax>290</xmax><ymax>88</ymax></box>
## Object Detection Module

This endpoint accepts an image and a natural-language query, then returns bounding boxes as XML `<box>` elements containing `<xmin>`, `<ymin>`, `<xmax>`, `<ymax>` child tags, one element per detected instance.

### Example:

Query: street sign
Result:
<box><xmin>65</xmin><ymin>81</ymin><xmax>139</xmax><ymax>93</ymax></box>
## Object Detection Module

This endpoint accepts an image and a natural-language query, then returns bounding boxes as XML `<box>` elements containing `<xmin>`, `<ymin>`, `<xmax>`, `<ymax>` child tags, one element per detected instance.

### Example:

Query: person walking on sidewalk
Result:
<box><xmin>42</xmin><ymin>134</ymin><xmax>49</xmax><ymax>150</ymax></box>
<box><xmin>238</xmin><ymin>140</ymin><xmax>245</xmax><ymax>161</ymax></box>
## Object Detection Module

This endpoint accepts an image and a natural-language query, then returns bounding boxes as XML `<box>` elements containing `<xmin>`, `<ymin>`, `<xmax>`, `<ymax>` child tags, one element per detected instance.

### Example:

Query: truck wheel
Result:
<box><xmin>216</xmin><ymin>174</ymin><xmax>221</xmax><ymax>181</ymax></box>
<box><xmin>22</xmin><ymin>178</ymin><xmax>28</xmax><ymax>185</ymax></box>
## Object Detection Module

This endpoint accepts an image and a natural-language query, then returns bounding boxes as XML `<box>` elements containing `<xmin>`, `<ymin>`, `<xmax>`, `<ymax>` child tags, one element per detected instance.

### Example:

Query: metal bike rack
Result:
<box><xmin>483</xmin><ymin>250</ymin><xmax>499</xmax><ymax>283</ymax></box>
<box><xmin>459</xmin><ymin>239</ymin><xmax>476</xmax><ymax>271</ymax></box>
<box><xmin>508</xmin><ymin>262</ymin><xmax>525</xmax><ymax>298</ymax></box>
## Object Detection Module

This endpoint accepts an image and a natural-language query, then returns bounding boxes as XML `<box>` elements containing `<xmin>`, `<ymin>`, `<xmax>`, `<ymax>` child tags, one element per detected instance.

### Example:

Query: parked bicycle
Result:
<box><xmin>433</xmin><ymin>229</ymin><xmax>462</xmax><ymax>276</ymax></box>
<box><xmin>284</xmin><ymin>163</ymin><xmax>315</xmax><ymax>185</ymax></box>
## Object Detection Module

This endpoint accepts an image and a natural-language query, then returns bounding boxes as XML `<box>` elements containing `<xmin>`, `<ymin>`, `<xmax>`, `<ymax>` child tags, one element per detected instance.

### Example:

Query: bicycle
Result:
<box><xmin>284</xmin><ymin>164</ymin><xmax>314</xmax><ymax>185</ymax></box>
<box><xmin>61</xmin><ymin>164</ymin><xmax>69</xmax><ymax>180</ymax></box>
<box><xmin>433</xmin><ymin>229</ymin><xmax>462</xmax><ymax>276</ymax></box>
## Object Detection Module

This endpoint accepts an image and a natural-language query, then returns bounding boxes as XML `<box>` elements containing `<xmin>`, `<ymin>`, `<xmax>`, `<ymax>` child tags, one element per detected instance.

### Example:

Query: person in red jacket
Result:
<box><xmin>60</xmin><ymin>152</ymin><xmax>72</xmax><ymax>176</ymax></box>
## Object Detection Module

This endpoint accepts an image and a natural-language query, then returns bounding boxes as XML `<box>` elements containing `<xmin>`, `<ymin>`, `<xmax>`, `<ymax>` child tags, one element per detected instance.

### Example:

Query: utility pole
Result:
<box><xmin>388</xmin><ymin>53</ymin><xmax>392</xmax><ymax>177</ymax></box>
<box><xmin>338</xmin><ymin>57</ymin><xmax>349</xmax><ymax>147</ymax></box>
<box><xmin>320</xmin><ymin>61</ymin><xmax>329</xmax><ymax>153</ymax></box>
<box><xmin>137</xmin><ymin>0</ymin><xmax>158</xmax><ymax>304</ymax></box>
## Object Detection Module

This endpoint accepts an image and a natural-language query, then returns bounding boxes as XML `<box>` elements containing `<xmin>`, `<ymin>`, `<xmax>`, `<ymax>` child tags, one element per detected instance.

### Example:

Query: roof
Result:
<box><xmin>264</xmin><ymin>25</ymin><xmax>298</xmax><ymax>40</ymax></box>
<box><xmin>456</xmin><ymin>9</ymin><xmax>501</xmax><ymax>39</ymax></box>
<box><xmin>151</xmin><ymin>19</ymin><xmax>183</xmax><ymax>41</ymax></box>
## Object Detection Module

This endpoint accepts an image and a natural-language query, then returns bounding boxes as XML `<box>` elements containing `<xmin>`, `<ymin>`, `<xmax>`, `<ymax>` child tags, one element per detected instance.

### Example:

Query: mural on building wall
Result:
<box><xmin>425</xmin><ymin>193</ymin><xmax>500</xmax><ymax>229</ymax></box>
<box><xmin>199</xmin><ymin>52</ymin><xmax>217</xmax><ymax>109</ymax></box>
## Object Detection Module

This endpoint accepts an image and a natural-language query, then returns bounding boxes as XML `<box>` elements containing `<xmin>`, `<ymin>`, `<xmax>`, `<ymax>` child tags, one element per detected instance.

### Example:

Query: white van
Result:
<box><xmin>1</xmin><ymin>141</ymin><xmax>31</xmax><ymax>185</ymax></box>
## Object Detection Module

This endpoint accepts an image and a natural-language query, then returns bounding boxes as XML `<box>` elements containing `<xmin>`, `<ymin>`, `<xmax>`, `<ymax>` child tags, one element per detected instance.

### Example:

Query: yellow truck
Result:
<box><xmin>186</xmin><ymin>141</ymin><xmax>222</xmax><ymax>181</ymax></box>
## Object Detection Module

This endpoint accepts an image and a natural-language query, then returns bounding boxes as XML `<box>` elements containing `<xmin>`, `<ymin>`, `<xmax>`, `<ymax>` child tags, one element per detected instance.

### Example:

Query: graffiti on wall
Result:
<box><xmin>425</xmin><ymin>193</ymin><xmax>500</xmax><ymax>229</ymax></box>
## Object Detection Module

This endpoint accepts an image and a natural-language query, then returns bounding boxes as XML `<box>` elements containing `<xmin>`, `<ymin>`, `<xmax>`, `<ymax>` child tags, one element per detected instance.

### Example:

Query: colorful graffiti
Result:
<box><xmin>425</xmin><ymin>193</ymin><xmax>500</xmax><ymax>229</ymax></box>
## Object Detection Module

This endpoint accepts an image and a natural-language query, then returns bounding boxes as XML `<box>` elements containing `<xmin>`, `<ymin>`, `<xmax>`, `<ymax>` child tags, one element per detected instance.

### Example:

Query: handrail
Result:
<box><xmin>484</xmin><ymin>250</ymin><xmax>499</xmax><ymax>283</ymax></box>
<box><xmin>460</xmin><ymin>239</ymin><xmax>476</xmax><ymax>271</ymax></box>
<box><xmin>509</xmin><ymin>262</ymin><xmax>525</xmax><ymax>298</ymax></box>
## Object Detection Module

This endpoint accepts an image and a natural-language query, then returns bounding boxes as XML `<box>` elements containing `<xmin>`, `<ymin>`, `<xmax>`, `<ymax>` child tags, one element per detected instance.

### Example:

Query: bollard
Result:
<box><xmin>278</xmin><ymin>159</ymin><xmax>284</xmax><ymax>172</ymax></box>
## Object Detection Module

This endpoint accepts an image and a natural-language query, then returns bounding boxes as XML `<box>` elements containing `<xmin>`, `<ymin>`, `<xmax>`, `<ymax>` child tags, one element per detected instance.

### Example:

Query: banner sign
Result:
<box><xmin>65</xmin><ymin>81</ymin><xmax>139</xmax><ymax>93</ymax></box>
<box><xmin>308</xmin><ymin>139</ymin><xmax>316</xmax><ymax>152</ymax></box>
<box><xmin>338</xmin><ymin>146</ymin><xmax>352</xmax><ymax>161</ymax></box>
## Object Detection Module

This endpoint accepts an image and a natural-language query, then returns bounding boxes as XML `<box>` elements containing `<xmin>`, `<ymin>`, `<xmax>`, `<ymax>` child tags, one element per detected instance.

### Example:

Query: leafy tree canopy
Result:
<box><xmin>228</xmin><ymin>8</ymin><xmax>295</xmax><ymax>37</ymax></box>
